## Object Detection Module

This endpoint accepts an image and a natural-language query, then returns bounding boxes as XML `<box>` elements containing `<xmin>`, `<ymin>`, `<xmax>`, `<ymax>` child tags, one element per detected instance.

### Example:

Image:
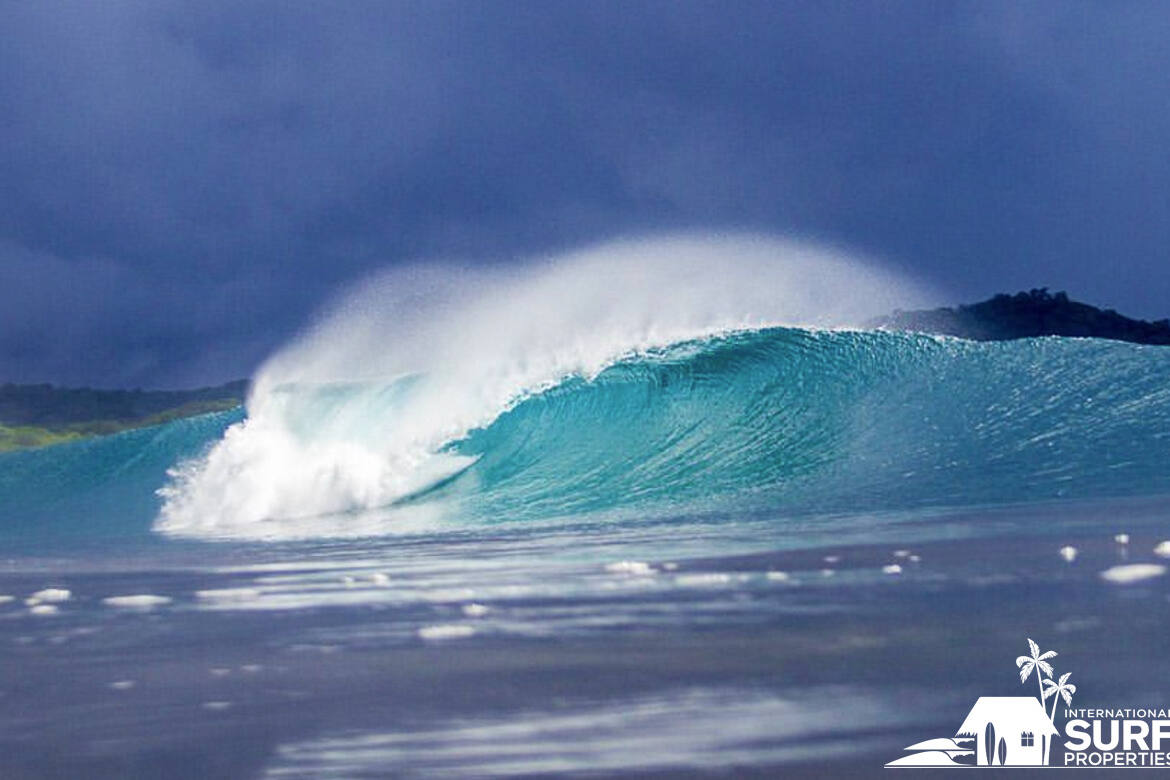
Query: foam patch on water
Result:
<box><xmin>605</xmin><ymin>561</ymin><xmax>656</xmax><ymax>576</ymax></box>
<box><xmin>103</xmin><ymin>594</ymin><xmax>172</xmax><ymax>608</ymax></box>
<box><xmin>418</xmin><ymin>624</ymin><xmax>476</xmax><ymax>641</ymax></box>
<box><xmin>195</xmin><ymin>588</ymin><xmax>261</xmax><ymax>603</ymax></box>
<box><xmin>674</xmin><ymin>573</ymin><xmax>733</xmax><ymax>587</ymax></box>
<box><xmin>29</xmin><ymin>588</ymin><xmax>71</xmax><ymax>603</ymax></box>
<box><xmin>1100</xmin><ymin>563</ymin><xmax>1166</xmax><ymax>584</ymax></box>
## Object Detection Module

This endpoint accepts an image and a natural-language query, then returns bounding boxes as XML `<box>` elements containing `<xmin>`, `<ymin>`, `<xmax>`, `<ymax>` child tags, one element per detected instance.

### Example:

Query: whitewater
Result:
<box><xmin>2</xmin><ymin>235</ymin><xmax>1168</xmax><ymax>778</ymax></box>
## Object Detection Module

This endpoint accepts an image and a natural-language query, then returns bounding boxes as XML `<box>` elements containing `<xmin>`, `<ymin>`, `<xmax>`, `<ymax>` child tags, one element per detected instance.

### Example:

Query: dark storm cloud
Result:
<box><xmin>2</xmin><ymin>0</ymin><xmax>1169</xmax><ymax>387</ymax></box>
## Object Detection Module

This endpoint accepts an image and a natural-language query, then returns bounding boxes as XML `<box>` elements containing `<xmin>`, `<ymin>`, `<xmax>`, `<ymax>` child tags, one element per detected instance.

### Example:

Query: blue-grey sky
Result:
<box><xmin>3</xmin><ymin>1</ymin><xmax>1169</xmax><ymax>388</ymax></box>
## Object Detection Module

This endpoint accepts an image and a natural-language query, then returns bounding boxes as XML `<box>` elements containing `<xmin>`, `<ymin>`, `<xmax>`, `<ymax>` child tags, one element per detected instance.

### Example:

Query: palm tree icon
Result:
<box><xmin>1016</xmin><ymin>638</ymin><xmax>1057</xmax><ymax>711</ymax></box>
<box><xmin>1043</xmin><ymin>672</ymin><xmax>1077</xmax><ymax>721</ymax></box>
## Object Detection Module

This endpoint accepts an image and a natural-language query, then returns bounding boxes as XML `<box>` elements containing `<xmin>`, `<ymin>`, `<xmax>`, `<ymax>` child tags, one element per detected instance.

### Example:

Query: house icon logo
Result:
<box><xmin>887</xmin><ymin>638</ymin><xmax>1075</xmax><ymax>767</ymax></box>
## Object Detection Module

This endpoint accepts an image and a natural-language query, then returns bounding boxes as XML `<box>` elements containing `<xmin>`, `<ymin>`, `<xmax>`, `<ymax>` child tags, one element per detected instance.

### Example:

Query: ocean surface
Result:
<box><xmin>2</xmin><ymin>326</ymin><xmax>1169</xmax><ymax>778</ymax></box>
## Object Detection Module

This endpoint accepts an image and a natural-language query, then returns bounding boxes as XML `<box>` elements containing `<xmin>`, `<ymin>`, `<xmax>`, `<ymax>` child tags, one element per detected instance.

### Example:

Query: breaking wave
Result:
<box><xmin>5</xmin><ymin>236</ymin><xmax>1168</xmax><ymax>541</ymax></box>
<box><xmin>154</xmin><ymin>327</ymin><xmax>1170</xmax><ymax>539</ymax></box>
<box><xmin>156</xmin><ymin>234</ymin><xmax>930</xmax><ymax>538</ymax></box>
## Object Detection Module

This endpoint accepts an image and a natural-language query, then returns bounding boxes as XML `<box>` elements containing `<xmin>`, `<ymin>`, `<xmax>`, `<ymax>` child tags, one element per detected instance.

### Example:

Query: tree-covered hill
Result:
<box><xmin>0</xmin><ymin>380</ymin><xmax>246</xmax><ymax>451</ymax></box>
<box><xmin>874</xmin><ymin>289</ymin><xmax>1170</xmax><ymax>345</ymax></box>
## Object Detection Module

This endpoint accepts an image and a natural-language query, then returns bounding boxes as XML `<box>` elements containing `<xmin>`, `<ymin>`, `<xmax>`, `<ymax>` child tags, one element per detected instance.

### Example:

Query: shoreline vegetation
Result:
<box><xmin>0</xmin><ymin>380</ymin><xmax>246</xmax><ymax>452</ymax></box>
<box><xmin>2</xmin><ymin>290</ymin><xmax>1166</xmax><ymax>453</ymax></box>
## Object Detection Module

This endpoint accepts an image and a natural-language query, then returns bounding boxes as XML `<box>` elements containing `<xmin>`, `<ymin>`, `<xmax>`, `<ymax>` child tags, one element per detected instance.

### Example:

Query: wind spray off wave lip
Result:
<box><xmin>155</xmin><ymin>234</ymin><xmax>932</xmax><ymax>539</ymax></box>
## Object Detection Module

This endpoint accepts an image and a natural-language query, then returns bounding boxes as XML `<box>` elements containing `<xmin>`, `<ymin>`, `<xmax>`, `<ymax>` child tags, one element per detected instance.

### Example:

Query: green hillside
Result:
<box><xmin>0</xmin><ymin>381</ymin><xmax>246</xmax><ymax>452</ymax></box>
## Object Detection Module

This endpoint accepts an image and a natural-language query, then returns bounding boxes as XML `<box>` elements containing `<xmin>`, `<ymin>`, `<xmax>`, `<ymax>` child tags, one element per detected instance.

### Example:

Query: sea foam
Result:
<box><xmin>1100</xmin><ymin>564</ymin><xmax>1166</xmax><ymax>584</ymax></box>
<box><xmin>103</xmin><ymin>595</ymin><xmax>172</xmax><ymax>608</ymax></box>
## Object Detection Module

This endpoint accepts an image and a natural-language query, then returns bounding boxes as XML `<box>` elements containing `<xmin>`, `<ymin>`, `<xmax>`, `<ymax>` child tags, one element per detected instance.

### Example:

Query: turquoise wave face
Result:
<box><xmin>448</xmin><ymin>328</ymin><xmax>896</xmax><ymax>517</ymax></box>
<box><xmin>3</xmin><ymin>328</ymin><xmax>1169</xmax><ymax>540</ymax></box>
<box><xmin>447</xmin><ymin>328</ymin><xmax>1170</xmax><ymax>521</ymax></box>
<box><xmin>0</xmin><ymin>409</ymin><xmax>243</xmax><ymax>539</ymax></box>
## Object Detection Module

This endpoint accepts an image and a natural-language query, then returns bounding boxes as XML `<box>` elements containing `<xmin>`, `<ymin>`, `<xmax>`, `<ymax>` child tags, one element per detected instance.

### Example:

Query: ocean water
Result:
<box><xmin>2</xmin><ymin>325</ymin><xmax>1169</xmax><ymax>778</ymax></box>
<box><xmin>2</xmin><ymin>240</ymin><xmax>1168</xmax><ymax>777</ymax></box>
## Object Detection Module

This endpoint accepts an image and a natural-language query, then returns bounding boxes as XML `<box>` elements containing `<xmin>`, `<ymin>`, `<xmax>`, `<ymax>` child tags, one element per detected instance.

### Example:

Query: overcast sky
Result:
<box><xmin>3</xmin><ymin>1</ymin><xmax>1169</xmax><ymax>388</ymax></box>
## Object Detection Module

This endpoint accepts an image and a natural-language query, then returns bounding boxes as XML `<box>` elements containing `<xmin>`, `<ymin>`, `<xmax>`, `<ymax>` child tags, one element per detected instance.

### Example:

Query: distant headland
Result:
<box><xmin>0</xmin><ymin>380</ymin><xmax>247</xmax><ymax>451</ymax></box>
<box><xmin>874</xmin><ymin>289</ymin><xmax>1170</xmax><ymax>345</ymax></box>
